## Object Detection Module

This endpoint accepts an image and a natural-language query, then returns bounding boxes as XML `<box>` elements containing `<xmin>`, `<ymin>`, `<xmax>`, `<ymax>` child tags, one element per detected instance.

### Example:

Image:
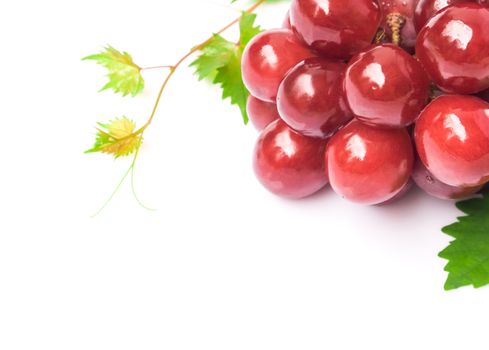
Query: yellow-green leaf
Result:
<box><xmin>83</xmin><ymin>46</ymin><xmax>144</xmax><ymax>97</ymax></box>
<box><xmin>86</xmin><ymin>116</ymin><xmax>142</xmax><ymax>158</ymax></box>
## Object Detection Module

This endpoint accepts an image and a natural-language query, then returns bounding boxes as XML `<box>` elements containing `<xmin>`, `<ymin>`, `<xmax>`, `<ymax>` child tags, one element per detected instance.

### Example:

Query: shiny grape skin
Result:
<box><xmin>412</xmin><ymin>158</ymin><xmax>482</xmax><ymax>200</ymax></box>
<box><xmin>289</xmin><ymin>0</ymin><xmax>382</xmax><ymax>60</ymax></box>
<box><xmin>415</xmin><ymin>3</ymin><xmax>489</xmax><ymax>94</ymax></box>
<box><xmin>277</xmin><ymin>57</ymin><xmax>353</xmax><ymax>139</ymax></box>
<box><xmin>246</xmin><ymin>96</ymin><xmax>280</xmax><ymax>131</ymax></box>
<box><xmin>380</xmin><ymin>0</ymin><xmax>418</xmax><ymax>51</ymax></box>
<box><xmin>414</xmin><ymin>0</ymin><xmax>470</xmax><ymax>32</ymax></box>
<box><xmin>326</xmin><ymin>120</ymin><xmax>414</xmax><ymax>205</ymax></box>
<box><xmin>377</xmin><ymin>180</ymin><xmax>414</xmax><ymax>206</ymax></box>
<box><xmin>242</xmin><ymin>29</ymin><xmax>315</xmax><ymax>103</ymax></box>
<box><xmin>253</xmin><ymin>119</ymin><xmax>328</xmax><ymax>199</ymax></box>
<box><xmin>343</xmin><ymin>44</ymin><xmax>430</xmax><ymax>128</ymax></box>
<box><xmin>414</xmin><ymin>95</ymin><xmax>489</xmax><ymax>187</ymax></box>
<box><xmin>414</xmin><ymin>0</ymin><xmax>489</xmax><ymax>32</ymax></box>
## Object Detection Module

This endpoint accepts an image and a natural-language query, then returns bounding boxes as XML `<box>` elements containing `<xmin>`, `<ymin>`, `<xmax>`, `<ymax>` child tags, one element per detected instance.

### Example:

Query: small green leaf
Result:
<box><xmin>439</xmin><ymin>191</ymin><xmax>489</xmax><ymax>290</ymax></box>
<box><xmin>239</xmin><ymin>12</ymin><xmax>262</xmax><ymax>46</ymax></box>
<box><xmin>190</xmin><ymin>12</ymin><xmax>262</xmax><ymax>124</ymax></box>
<box><xmin>190</xmin><ymin>36</ymin><xmax>236</xmax><ymax>82</ymax></box>
<box><xmin>86</xmin><ymin>116</ymin><xmax>142</xmax><ymax>158</ymax></box>
<box><xmin>83</xmin><ymin>46</ymin><xmax>144</xmax><ymax>97</ymax></box>
<box><xmin>215</xmin><ymin>51</ymin><xmax>249</xmax><ymax>123</ymax></box>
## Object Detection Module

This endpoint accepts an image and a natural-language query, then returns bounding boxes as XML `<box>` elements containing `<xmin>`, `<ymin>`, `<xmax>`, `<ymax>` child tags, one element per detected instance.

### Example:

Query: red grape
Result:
<box><xmin>415</xmin><ymin>3</ymin><xmax>489</xmax><ymax>94</ymax></box>
<box><xmin>380</xmin><ymin>0</ymin><xmax>418</xmax><ymax>50</ymax></box>
<box><xmin>414</xmin><ymin>0</ymin><xmax>469</xmax><ymax>32</ymax></box>
<box><xmin>412</xmin><ymin>158</ymin><xmax>482</xmax><ymax>200</ymax></box>
<box><xmin>326</xmin><ymin>120</ymin><xmax>414</xmax><ymax>205</ymax></box>
<box><xmin>414</xmin><ymin>95</ymin><xmax>489</xmax><ymax>187</ymax></box>
<box><xmin>247</xmin><ymin>96</ymin><xmax>280</xmax><ymax>131</ymax></box>
<box><xmin>415</xmin><ymin>0</ymin><xmax>489</xmax><ymax>33</ymax></box>
<box><xmin>253</xmin><ymin>119</ymin><xmax>328</xmax><ymax>199</ymax></box>
<box><xmin>242</xmin><ymin>29</ymin><xmax>315</xmax><ymax>102</ymax></box>
<box><xmin>289</xmin><ymin>0</ymin><xmax>382</xmax><ymax>59</ymax></box>
<box><xmin>343</xmin><ymin>44</ymin><xmax>430</xmax><ymax>128</ymax></box>
<box><xmin>277</xmin><ymin>57</ymin><xmax>352</xmax><ymax>138</ymax></box>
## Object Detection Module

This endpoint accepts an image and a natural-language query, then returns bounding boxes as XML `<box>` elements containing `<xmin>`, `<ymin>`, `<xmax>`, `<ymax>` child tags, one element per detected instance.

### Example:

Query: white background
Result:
<box><xmin>1</xmin><ymin>0</ymin><xmax>488</xmax><ymax>349</ymax></box>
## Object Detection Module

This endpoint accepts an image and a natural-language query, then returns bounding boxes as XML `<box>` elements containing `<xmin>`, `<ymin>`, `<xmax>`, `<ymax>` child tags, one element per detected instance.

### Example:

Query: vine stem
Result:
<box><xmin>92</xmin><ymin>137</ymin><xmax>155</xmax><ymax>217</ymax></box>
<box><xmin>93</xmin><ymin>0</ymin><xmax>267</xmax><ymax>215</ymax></box>
<box><xmin>137</xmin><ymin>0</ymin><xmax>267</xmax><ymax>134</ymax></box>
<box><xmin>141</xmin><ymin>65</ymin><xmax>174</xmax><ymax>71</ymax></box>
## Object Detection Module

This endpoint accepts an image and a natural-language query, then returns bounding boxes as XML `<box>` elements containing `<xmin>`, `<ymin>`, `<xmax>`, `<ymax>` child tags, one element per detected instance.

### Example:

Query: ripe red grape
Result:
<box><xmin>289</xmin><ymin>0</ymin><xmax>382</xmax><ymax>59</ymax></box>
<box><xmin>277</xmin><ymin>57</ymin><xmax>352</xmax><ymax>138</ymax></box>
<box><xmin>414</xmin><ymin>0</ymin><xmax>468</xmax><ymax>32</ymax></box>
<box><xmin>416</xmin><ymin>3</ymin><xmax>489</xmax><ymax>94</ymax></box>
<box><xmin>414</xmin><ymin>95</ymin><xmax>489</xmax><ymax>187</ymax></box>
<box><xmin>343</xmin><ymin>44</ymin><xmax>430</xmax><ymax>128</ymax></box>
<box><xmin>247</xmin><ymin>96</ymin><xmax>280</xmax><ymax>131</ymax></box>
<box><xmin>415</xmin><ymin>0</ymin><xmax>489</xmax><ymax>32</ymax></box>
<box><xmin>412</xmin><ymin>158</ymin><xmax>482</xmax><ymax>200</ymax></box>
<box><xmin>380</xmin><ymin>0</ymin><xmax>418</xmax><ymax>50</ymax></box>
<box><xmin>326</xmin><ymin>120</ymin><xmax>414</xmax><ymax>205</ymax></box>
<box><xmin>242</xmin><ymin>29</ymin><xmax>315</xmax><ymax>102</ymax></box>
<box><xmin>253</xmin><ymin>120</ymin><xmax>328</xmax><ymax>198</ymax></box>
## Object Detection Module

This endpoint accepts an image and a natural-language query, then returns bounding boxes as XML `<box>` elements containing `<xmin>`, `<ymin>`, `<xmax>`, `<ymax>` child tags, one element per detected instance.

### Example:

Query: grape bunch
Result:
<box><xmin>241</xmin><ymin>0</ymin><xmax>489</xmax><ymax>205</ymax></box>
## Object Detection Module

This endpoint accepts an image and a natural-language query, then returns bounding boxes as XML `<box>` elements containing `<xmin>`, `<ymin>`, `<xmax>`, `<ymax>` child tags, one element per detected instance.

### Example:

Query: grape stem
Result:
<box><xmin>386</xmin><ymin>12</ymin><xmax>406</xmax><ymax>46</ymax></box>
<box><xmin>141</xmin><ymin>65</ymin><xmax>174</xmax><ymax>71</ymax></box>
<box><xmin>113</xmin><ymin>0</ymin><xmax>266</xmax><ymax>146</ymax></box>
<box><xmin>139</xmin><ymin>0</ymin><xmax>266</xmax><ymax>133</ymax></box>
<box><xmin>93</xmin><ymin>0</ymin><xmax>267</xmax><ymax>215</ymax></box>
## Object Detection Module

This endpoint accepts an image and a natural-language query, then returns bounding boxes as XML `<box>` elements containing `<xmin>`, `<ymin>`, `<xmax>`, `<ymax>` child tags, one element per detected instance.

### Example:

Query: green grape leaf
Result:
<box><xmin>190</xmin><ymin>12</ymin><xmax>262</xmax><ymax>124</ymax></box>
<box><xmin>439</xmin><ymin>191</ymin><xmax>489</xmax><ymax>290</ymax></box>
<box><xmin>86</xmin><ymin>116</ymin><xmax>142</xmax><ymax>158</ymax></box>
<box><xmin>239</xmin><ymin>11</ymin><xmax>263</xmax><ymax>46</ymax></box>
<box><xmin>83</xmin><ymin>46</ymin><xmax>144</xmax><ymax>97</ymax></box>
<box><xmin>214</xmin><ymin>51</ymin><xmax>249</xmax><ymax>123</ymax></box>
<box><xmin>190</xmin><ymin>36</ymin><xmax>236</xmax><ymax>82</ymax></box>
